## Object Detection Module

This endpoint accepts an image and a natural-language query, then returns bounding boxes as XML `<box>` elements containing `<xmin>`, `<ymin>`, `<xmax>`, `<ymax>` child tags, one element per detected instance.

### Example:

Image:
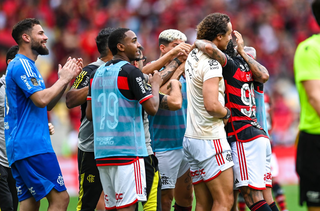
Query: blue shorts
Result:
<box><xmin>11</xmin><ymin>153</ymin><xmax>67</xmax><ymax>202</ymax></box>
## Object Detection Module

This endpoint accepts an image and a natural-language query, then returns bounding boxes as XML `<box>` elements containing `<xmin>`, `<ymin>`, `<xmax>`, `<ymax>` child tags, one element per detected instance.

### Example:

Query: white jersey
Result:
<box><xmin>184</xmin><ymin>49</ymin><xmax>226</xmax><ymax>139</ymax></box>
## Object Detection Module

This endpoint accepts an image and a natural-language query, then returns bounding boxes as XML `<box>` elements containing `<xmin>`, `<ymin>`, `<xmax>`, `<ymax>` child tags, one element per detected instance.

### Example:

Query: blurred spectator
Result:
<box><xmin>0</xmin><ymin>0</ymin><xmax>309</xmax><ymax>149</ymax></box>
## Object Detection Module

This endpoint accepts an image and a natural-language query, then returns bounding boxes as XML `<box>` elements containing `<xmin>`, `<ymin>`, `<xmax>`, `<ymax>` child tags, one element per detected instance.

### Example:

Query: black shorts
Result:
<box><xmin>0</xmin><ymin>164</ymin><xmax>18</xmax><ymax>211</ymax></box>
<box><xmin>137</xmin><ymin>154</ymin><xmax>161</xmax><ymax>211</ymax></box>
<box><xmin>77</xmin><ymin>148</ymin><xmax>103</xmax><ymax>211</ymax></box>
<box><xmin>296</xmin><ymin>131</ymin><xmax>320</xmax><ymax>207</ymax></box>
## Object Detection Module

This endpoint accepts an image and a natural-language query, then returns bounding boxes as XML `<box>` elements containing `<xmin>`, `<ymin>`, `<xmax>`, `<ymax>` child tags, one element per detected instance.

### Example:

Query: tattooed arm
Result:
<box><xmin>160</xmin><ymin>61</ymin><xmax>185</xmax><ymax>94</ymax></box>
<box><xmin>194</xmin><ymin>39</ymin><xmax>227</xmax><ymax>66</ymax></box>
<box><xmin>159</xmin><ymin>79</ymin><xmax>182</xmax><ymax>111</ymax></box>
<box><xmin>234</xmin><ymin>30</ymin><xmax>269</xmax><ymax>83</ymax></box>
<box><xmin>159</xmin><ymin>58</ymin><xmax>181</xmax><ymax>86</ymax></box>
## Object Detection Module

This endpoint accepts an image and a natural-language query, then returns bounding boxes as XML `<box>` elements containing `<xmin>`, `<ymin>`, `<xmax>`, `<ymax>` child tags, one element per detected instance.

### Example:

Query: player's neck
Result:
<box><xmin>113</xmin><ymin>54</ymin><xmax>130</xmax><ymax>62</ymax></box>
<box><xmin>18</xmin><ymin>46</ymin><xmax>38</xmax><ymax>61</ymax></box>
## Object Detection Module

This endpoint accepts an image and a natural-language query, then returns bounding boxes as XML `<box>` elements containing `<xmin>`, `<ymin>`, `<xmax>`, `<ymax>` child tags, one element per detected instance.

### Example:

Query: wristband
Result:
<box><xmin>173</xmin><ymin>57</ymin><xmax>182</xmax><ymax>66</ymax></box>
<box><xmin>223</xmin><ymin>107</ymin><xmax>231</xmax><ymax>119</ymax></box>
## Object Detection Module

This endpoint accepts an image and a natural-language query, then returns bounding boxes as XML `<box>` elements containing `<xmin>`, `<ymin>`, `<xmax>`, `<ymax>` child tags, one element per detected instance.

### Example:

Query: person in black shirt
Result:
<box><xmin>194</xmin><ymin>13</ymin><xmax>278</xmax><ymax>211</ymax></box>
<box><xmin>66</xmin><ymin>27</ymin><xmax>115</xmax><ymax>211</ymax></box>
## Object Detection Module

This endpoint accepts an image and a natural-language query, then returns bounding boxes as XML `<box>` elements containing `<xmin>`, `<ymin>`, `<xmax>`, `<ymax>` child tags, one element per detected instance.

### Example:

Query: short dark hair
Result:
<box><xmin>12</xmin><ymin>18</ymin><xmax>40</xmax><ymax>45</ymax></box>
<box><xmin>96</xmin><ymin>27</ymin><xmax>116</xmax><ymax>57</ymax></box>
<box><xmin>108</xmin><ymin>28</ymin><xmax>130</xmax><ymax>56</ymax></box>
<box><xmin>6</xmin><ymin>45</ymin><xmax>19</xmax><ymax>66</ymax></box>
<box><xmin>197</xmin><ymin>13</ymin><xmax>230</xmax><ymax>41</ymax></box>
<box><xmin>312</xmin><ymin>0</ymin><xmax>320</xmax><ymax>27</ymax></box>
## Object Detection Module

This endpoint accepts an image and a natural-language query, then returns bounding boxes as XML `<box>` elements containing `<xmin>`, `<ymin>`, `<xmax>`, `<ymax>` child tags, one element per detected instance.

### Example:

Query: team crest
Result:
<box><xmin>30</xmin><ymin>77</ymin><xmax>39</xmax><ymax>86</ymax></box>
<box><xmin>57</xmin><ymin>174</ymin><xmax>65</xmax><ymax>186</ymax></box>
<box><xmin>226</xmin><ymin>152</ymin><xmax>233</xmax><ymax>162</ymax></box>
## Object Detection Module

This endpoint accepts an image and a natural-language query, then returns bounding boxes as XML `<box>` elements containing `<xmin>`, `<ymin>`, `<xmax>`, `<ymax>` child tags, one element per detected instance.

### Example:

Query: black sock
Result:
<box><xmin>249</xmin><ymin>200</ymin><xmax>272</xmax><ymax>211</ymax></box>
<box><xmin>269</xmin><ymin>202</ymin><xmax>280</xmax><ymax>211</ymax></box>
<box><xmin>173</xmin><ymin>203</ymin><xmax>192</xmax><ymax>211</ymax></box>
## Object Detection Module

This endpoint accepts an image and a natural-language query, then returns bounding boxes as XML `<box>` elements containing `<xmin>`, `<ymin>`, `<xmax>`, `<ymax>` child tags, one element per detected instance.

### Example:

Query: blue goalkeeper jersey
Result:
<box><xmin>5</xmin><ymin>54</ymin><xmax>54</xmax><ymax>166</ymax></box>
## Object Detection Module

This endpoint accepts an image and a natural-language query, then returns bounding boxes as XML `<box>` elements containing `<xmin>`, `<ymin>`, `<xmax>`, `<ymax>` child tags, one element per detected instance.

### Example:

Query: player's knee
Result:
<box><xmin>161</xmin><ymin>192</ymin><xmax>174</xmax><ymax>210</ymax></box>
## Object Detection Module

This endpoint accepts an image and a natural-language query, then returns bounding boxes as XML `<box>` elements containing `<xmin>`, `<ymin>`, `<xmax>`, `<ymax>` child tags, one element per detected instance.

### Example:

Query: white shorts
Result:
<box><xmin>231</xmin><ymin>137</ymin><xmax>272</xmax><ymax>190</ymax></box>
<box><xmin>155</xmin><ymin>148</ymin><xmax>190</xmax><ymax>189</ymax></box>
<box><xmin>183</xmin><ymin>137</ymin><xmax>234</xmax><ymax>185</ymax></box>
<box><xmin>271</xmin><ymin>152</ymin><xmax>279</xmax><ymax>177</ymax></box>
<box><xmin>98</xmin><ymin>158</ymin><xmax>147</xmax><ymax>209</ymax></box>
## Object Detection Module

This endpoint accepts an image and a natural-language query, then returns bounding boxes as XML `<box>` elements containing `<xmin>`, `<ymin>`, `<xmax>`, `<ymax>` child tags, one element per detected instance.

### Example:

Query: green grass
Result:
<box><xmin>37</xmin><ymin>184</ymin><xmax>306</xmax><ymax>211</ymax></box>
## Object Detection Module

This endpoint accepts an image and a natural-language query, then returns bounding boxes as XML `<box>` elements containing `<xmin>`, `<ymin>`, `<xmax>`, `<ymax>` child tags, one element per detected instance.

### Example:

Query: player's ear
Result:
<box><xmin>117</xmin><ymin>43</ymin><xmax>125</xmax><ymax>52</ymax></box>
<box><xmin>22</xmin><ymin>33</ymin><xmax>31</xmax><ymax>43</ymax></box>
<box><xmin>159</xmin><ymin>44</ymin><xmax>166</xmax><ymax>54</ymax></box>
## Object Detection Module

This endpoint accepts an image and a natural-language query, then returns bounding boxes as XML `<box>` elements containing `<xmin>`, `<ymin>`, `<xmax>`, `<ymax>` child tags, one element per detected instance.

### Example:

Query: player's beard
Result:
<box><xmin>31</xmin><ymin>39</ymin><xmax>49</xmax><ymax>55</ymax></box>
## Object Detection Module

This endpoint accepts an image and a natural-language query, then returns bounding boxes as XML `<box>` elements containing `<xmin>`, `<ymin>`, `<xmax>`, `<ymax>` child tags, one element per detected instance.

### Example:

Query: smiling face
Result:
<box><xmin>123</xmin><ymin>30</ymin><xmax>141</xmax><ymax>62</ymax></box>
<box><xmin>30</xmin><ymin>24</ymin><xmax>49</xmax><ymax>55</ymax></box>
<box><xmin>216</xmin><ymin>22</ymin><xmax>233</xmax><ymax>51</ymax></box>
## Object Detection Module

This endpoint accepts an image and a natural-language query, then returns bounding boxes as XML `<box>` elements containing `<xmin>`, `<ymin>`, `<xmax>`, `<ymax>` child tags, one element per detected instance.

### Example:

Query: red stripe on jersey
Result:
<box><xmin>236</xmin><ymin>134</ymin><xmax>269</xmax><ymax>143</ymax></box>
<box><xmin>222</xmin><ymin>54</ymin><xmax>227</xmax><ymax>67</ymax></box>
<box><xmin>139</xmin><ymin>94</ymin><xmax>153</xmax><ymax>104</ymax></box>
<box><xmin>225</xmin><ymin>83</ymin><xmax>241</xmax><ymax>97</ymax></box>
<box><xmin>87</xmin><ymin>97</ymin><xmax>91</xmax><ymax>101</ymax></box>
<box><xmin>227</xmin><ymin>124</ymin><xmax>251</xmax><ymax>136</ymax></box>
<box><xmin>233</xmin><ymin>68</ymin><xmax>253</xmax><ymax>83</ymax></box>
<box><xmin>90</xmin><ymin>78</ymin><xmax>93</xmax><ymax>86</ymax></box>
<box><xmin>117</xmin><ymin>76</ymin><xmax>129</xmax><ymax>90</ymax></box>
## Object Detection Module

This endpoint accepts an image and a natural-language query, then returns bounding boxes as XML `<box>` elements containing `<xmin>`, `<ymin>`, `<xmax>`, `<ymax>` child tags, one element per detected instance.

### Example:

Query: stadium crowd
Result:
<box><xmin>0</xmin><ymin>0</ymin><xmax>314</xmax><ymax>146</ymax></box>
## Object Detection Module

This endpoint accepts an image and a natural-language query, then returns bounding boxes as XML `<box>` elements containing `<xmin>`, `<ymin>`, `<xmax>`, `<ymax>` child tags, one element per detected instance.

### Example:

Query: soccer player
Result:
<box><xmin>66</xmin><ymin>27</ymin><xmax>115</xmax><ymax>211</ymax></box>
<box><xmin>5</xmin><ymin>18</ymin><xmax>82</xmax><ymax>210</ymax></box>
<box><xmin>133</xmin><ymin>46</ymin><xmax>184</xmax><ymax>211</ymax></box>
<box><xmin>146</xmin><ymin>29</ymin><xmax>194</xmax><ymax>211</ymax></box>
<box><xmin>88</xmin><ymin>28</ymin><xmax>162</xmax><ymax>211</ymax></box>
<box><xmin>0</xmin><ymin>45</ymin><xmax>19</xmax><ymax>211</ymax></box>
<box><xmin>194</xmin><ymin>13</ymin><xmax>277</xmax><ymax>211</ymax></box>
<box><xmin>184</xmin><ymin>15</ymin><xmax>234</xmax><ymax>211</ymax></box>
<box><xmin>294</xmin><ymin>1</ymin><xmax>320</xmax><ymax>210</ymax></box>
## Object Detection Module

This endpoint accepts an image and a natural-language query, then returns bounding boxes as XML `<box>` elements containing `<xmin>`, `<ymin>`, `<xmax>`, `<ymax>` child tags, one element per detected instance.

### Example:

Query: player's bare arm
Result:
<box><xmin>194</xmin><ymin>39</ymin><xmax>226</xmax><ymax>66</ymax></box>
<box><xmin>142</xmin><ymin>42</ymin><xmax>191</xmax><ymax>74</ymax></box>
<box><xmin>66</xmin><ymin>86</ymin><xmax>89</xmax><ymax>108</ymax></box>
<box><xmin>142</xmin><ymin>70</ymin><xmax>163</xmax><ymax>116</ymax></box>
<box><xmin>203</xmin><ymin>77</ymin><xmax>228</xmax><ymax>118</ymax></box>
<box><xmin>302</xmin><ymin>80</ymin><xmax>320</xmax><ymax>117</ymax></box>
<box><xmin>234</xmin><ymin>31</ymin><xmax>269</xmax><ymax>83</ymax></box>
<box><xmin>159</xmin><ymin>79</ymin><xmax>182</xmax><ymax>111</ymax></box>
<box><xmin>160</xmin><ymin>62</ymin><xmax>185</xmax><ymax>94</ymax></box>
<box><xmin>86</xmin><ymin>100</ymin><xmax>92</xmax><ymax>121</ymax></box>
<box><xmin>30</xmin><ymin>58</ymin><xmax>82</xmax><ymax>111</ymax></box>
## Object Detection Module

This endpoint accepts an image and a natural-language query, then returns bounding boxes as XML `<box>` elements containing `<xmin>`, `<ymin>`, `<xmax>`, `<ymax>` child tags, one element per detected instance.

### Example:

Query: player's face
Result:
<box><xmin>161</xmin><ymin>39</ymin><xmax>184</xmax><ymax>55</ymax></box>
<box><xmin>123</xmin><ymin>30</ymin><xmax>141</xmax><ymax>62</ymax></box>
<box><xmin>218</xmin><ymin>22</ymin><xmax>233</xmax><ymax>51</ymax></box>
<box><xmin>30</xmin><ymin>24</ymin><xmax>49</xmax><ymax>55</ymax></box>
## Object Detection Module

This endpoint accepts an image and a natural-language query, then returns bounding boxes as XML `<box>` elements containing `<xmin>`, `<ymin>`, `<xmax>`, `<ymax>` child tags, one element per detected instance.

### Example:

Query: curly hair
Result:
<box><xmin>197</xmin><ymin>13</ymin><xmax>230</xmax><ymax>41</ymax></box>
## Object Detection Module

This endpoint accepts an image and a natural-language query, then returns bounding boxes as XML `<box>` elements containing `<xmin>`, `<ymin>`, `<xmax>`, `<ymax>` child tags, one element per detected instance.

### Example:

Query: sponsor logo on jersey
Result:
<box><xmin>20</xmin><ymin>75</ymin><xmax>31</xmax><ymax>90</ymax></box>
<box><xmin>191</xmin><ymin>49</ymin><xmax>199</xmax><ymax>62</ymax></box>
<box><xmin>136</xmin><ymin>77</ymin><xmax>146</xmax><ymax>93</ymax></box>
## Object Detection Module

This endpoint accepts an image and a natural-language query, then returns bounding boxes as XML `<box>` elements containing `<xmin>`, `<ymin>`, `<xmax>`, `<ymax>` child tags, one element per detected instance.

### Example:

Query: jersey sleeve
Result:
<box><xmin>87</xmin><ymin>70</ymin><xmax>97</xmax><ymax>101</ymax></box>
<box><xmin>222</xmin><ymin>54</ymin><xmax>238</xmax><ymax>75</ymax></box>
<box><xmin>126</xmin><ymin>65</ymin><xmax>153</xmax><ymax>104</ymax></box>
<box><xmin>294</xmin><ymin>43</ymin><xmax>320</xmax><ymax>82</ymax></box>
<box><xmin>11</xmin><ymin>60</ymin><xmax>44</xmax><ymax>98</ymax></box>
<box><xmin>72</xmin><ymin>66</ymin><xmax>93</xmax><ymax>89</ymax></box>
<box><xmin>201</xmin><ymin>58</ymin><xmax>223</xmax><ymax>82</ymax></box>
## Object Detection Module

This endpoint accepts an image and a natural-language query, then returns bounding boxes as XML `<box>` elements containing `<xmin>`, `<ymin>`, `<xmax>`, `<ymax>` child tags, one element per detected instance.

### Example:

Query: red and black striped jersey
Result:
<box><xmin>222</xmin><ymin>54</ymin><xmax>268</xmax><ymax>143</ymax></box>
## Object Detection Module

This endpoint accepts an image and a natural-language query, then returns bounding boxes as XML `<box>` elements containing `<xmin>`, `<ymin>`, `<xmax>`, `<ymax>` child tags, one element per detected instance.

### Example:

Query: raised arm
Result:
<box><xmin>194</xmin><ymin>40</ymin><xmax>226</xmax><ymax>66</ymax></box>
<box><xmin>159</xmin><ymin>79</ymin><xmax>182</xmax><ymax>111</ymax></box>
<box><xmin>142</xmin><ymin>70</ymin><xmax>163</xmax><ymax>116</ymax></box>
<box><xmin>233</xmin><ymin>31</ymin><xmax>269</xmax><ymax>83</ymax></box>
<box><xmin>142</xmin><ymin>42</ymin><xmax>191</xmax><ymax>74</ymax></box>
<box><xmin>160</xmin><ymin>62</ymin><xmax>185</xmax><ymax>94</ymax></box>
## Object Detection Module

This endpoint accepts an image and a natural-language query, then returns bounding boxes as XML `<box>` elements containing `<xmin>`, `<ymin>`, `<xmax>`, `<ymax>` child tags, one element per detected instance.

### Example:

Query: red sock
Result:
<box><xmin>275</xmin><ymin>194</ymin><xmax>288</xmax><ymax>211</ymax></box>
<box><xmin>249</xmin><ymin>200</ymin><xmax>272</xmax><ymax>211</ymax></box>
